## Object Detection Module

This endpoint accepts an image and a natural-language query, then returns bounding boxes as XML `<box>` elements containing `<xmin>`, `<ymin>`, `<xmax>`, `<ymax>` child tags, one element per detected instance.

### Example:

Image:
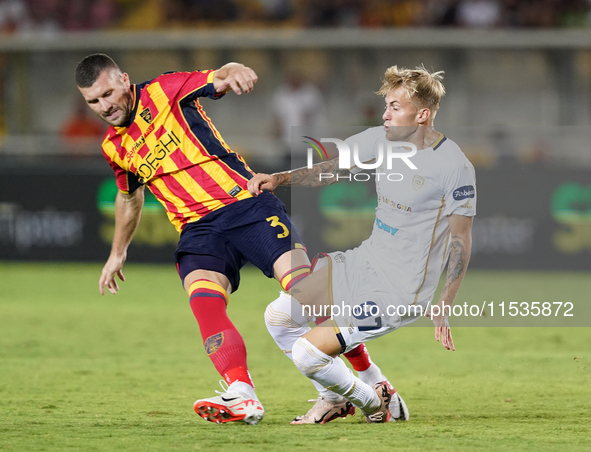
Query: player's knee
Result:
<box><xmin>264</xmin><ymin>298</ymin><xmax>281</xmax><ymax>329</ymax></box>
<box><xmin>292</xmin><ymin>337</ymin><xmax>330</xmax><ymax>379</ymax></box>
<box><xmin>264</xmin><ymin>293</ymin><xmax>305</xmax><ymax>329</ymax></box>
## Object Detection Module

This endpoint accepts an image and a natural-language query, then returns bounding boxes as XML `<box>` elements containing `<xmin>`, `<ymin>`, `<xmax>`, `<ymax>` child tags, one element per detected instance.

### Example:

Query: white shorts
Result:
<box><xmin>311</xmin><ymin>248</ymin><xmax>424</xmax><ymax>354</ymax></box>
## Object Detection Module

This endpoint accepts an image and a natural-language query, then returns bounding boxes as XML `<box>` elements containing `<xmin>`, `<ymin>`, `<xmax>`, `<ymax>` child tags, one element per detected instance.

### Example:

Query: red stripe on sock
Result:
<box><xmin>286</xmin><ymin>272</ymin><xmax>308</xmax><ymax>291</ymax></box>
<box><xmin>280</xmin><ymin>265</ymin><xmax>311</xmax><ymax>291</ymax></box>
<box><xmin>284</xmin><ymin>265</ymin><xmax>312</xmax><ymax>275</ymax></box>
<box><xmin>343</xmin><ymin>343</ymin><xmax>371</xmax><ymax>372</ymax></box>
<box><xmin>223</xmin><ymin>366</ymin><xmax>253</xmax><ymax>387</ymax></box>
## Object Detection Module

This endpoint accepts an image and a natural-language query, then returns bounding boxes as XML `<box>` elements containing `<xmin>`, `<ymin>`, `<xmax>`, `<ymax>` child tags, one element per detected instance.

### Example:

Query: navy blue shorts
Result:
<box><xmin>175</xmin><ymin>192</ymin><xmax>305</xmax><ymax>292</ymax></box>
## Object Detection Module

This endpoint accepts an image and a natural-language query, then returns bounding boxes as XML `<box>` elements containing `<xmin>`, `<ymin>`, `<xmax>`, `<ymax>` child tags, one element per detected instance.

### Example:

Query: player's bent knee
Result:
<box><xmin>292</xmin><ymin>337</ymin><xmax>330</xmax><ymax>379</ymax></box>
<box><xmin>264</xmin><ymin>299</ymin><xmax>285</xmax><ymax>329</ymax></box>
<box><xmin>264</xmin><ymin>293</ymin><xmax>309</xmax><ymax>329</ymax></box>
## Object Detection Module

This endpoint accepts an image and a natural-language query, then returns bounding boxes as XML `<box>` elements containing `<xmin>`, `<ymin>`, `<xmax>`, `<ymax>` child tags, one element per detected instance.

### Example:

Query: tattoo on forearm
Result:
<box><xmin>274</xmin><ymin>159</ymin><xmax>350</xmax><ymax>188</ymax></box>
<box><xmin>448</xmin><ymin>238</ymin><xmax>466</xmax><ymax>283</ymax></box>
<box><xmin>442</xmin><ymin>236</ymin><xmax>468</xmax><ymax>294</ymax></box>
<box><xmin>273</xmin><ymin>172</ymin><xmax>290</xmax><ymax>187</ymax></box>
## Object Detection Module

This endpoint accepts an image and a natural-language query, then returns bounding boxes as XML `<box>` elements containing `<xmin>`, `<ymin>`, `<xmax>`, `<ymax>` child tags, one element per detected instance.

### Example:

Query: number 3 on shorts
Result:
<box><xmin>266</xmin><ymin>216</ymin><xmax>289</xmax><ymax>238</ymax></box>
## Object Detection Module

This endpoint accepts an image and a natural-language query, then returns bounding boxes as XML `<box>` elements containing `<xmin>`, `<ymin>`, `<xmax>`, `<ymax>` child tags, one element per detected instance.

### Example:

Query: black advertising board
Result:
<box><xmin>289</xmin><ymin>164</ymin><xmax>591</xmax><ymax>271</ymax></box>
<box><xmin>0</xmin><ymin>161</ymin><xmax>178</xmax><ymax>263</ymax></box>
<box><xmin>1</xmin><ymin>159</ymin><xmax>590</xmax><ymax>270</ymax></box>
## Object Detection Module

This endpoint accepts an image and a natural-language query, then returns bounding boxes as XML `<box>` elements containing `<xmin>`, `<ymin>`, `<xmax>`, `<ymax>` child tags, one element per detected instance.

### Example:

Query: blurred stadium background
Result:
<box><xmin>1</xmin><ymin>0</ymin><xmax>591</xmax><ymax>271</ymax></box>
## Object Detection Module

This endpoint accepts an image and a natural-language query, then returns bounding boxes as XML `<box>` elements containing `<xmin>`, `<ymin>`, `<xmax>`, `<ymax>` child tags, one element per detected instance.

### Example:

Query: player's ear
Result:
<box><xmin>417</xmin><ymin>107</ymin><xmax>431</xmax><ymax>124</ymax></box>
<box><xmin>121</xmin><ymin>72</ymin><xmax>130</xmax><ymax>88</ymax></box>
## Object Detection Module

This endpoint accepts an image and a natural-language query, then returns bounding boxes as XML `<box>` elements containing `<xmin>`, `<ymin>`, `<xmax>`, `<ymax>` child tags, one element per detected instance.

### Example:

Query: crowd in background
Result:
<box><xmin>303</xmin><ymin>0</ymin><xmax>591</xmax><ymax>28</ymax></box>
<box><xmin>1</xmin><ymin>0</ymin><xmax>591</xmax><ymax>33</ymax></box>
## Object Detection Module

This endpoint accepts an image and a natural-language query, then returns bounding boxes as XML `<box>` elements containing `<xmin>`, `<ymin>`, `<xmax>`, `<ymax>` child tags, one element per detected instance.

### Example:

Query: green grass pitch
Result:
<box><xmin>0</xmin><ymin>262</ymin><xmax>589</xmax><ymax>451</ymax></box>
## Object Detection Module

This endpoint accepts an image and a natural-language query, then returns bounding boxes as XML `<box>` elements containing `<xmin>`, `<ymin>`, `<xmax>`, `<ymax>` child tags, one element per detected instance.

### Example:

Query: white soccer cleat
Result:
<box><xmin>357</xmin><ymin>365</ymin><xmax>409</xmax><ymax>422</ymax></box>
<box><xmin>193</xmin><ymin>382</ymin><xmax>264</xmax><ymax>425</ymax></box>
<box><xmin>291</xmin><ymin>396</ymin><xmax>356</xmax><ymax>424</ymax></box>
<box><xmin>364</xmin><ymin>381</ymin><xmax>394</xmax><ymax>423</ymax></box>
<box><xmin>389</xmin><ymin>390</ymin><xmax>409</xmax><ymax>422</ymax></box>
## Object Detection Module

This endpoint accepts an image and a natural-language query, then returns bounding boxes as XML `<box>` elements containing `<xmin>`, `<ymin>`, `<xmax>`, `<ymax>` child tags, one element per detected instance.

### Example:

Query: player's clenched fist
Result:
<box><xmin>248</xmin><ymin>173</ymin><xmax>278</xmax><ymax>196</ymax></box>
<box><xmin>214</xmin><ymin>63</ymin><xmax>258</xmax><ymax>95</ymax></box>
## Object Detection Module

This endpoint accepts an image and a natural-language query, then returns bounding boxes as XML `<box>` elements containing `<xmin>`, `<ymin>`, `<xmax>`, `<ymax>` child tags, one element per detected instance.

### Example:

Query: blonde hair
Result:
<box><xmin>376</xmin><ymin>65</ymin><xmax>445</xmax><ymax>111</ymax></box>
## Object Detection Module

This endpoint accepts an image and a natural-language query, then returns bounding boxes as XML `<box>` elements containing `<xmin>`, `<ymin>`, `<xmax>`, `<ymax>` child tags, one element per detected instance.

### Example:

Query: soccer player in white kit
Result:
<box><xmin>248</xmin><ymin>65</ymin><xmax>475</xmax><ymax>423</ymax></box>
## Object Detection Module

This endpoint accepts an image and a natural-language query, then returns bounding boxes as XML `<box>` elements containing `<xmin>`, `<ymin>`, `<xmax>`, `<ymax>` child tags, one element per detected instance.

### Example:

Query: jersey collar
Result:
<box><xmin>120</xmin><ymin>83</ymin><xmax>142</xmax><ymax>128</ymax></box>
<box><xmin>430</xmin><ymin>133</ymin><xmax>447</xmax><ymax>151</ymax></box>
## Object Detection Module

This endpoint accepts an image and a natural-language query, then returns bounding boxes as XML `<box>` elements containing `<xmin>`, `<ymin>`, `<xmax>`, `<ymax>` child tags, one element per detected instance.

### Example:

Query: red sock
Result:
<box><xmin>313</xmin><ymin>317</ymin><xmax>372</xmax><ymax>371</ymax></box>
<box><xmin>343</xmin><ymin>343</ymin><xmax>372</xmax><ymax>372</ymax></box>
<box><xmin>189</xmin><ymin>279</ymin><xmax>253</xmax><ymax>387</ymax></box>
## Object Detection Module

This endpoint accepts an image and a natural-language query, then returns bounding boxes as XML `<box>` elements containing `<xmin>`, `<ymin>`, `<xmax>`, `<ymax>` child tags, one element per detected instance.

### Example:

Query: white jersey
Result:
<box><xmin>345</xmin><ymin>126</ymin><xmax>476</xmax><ymax>310</ymax></box>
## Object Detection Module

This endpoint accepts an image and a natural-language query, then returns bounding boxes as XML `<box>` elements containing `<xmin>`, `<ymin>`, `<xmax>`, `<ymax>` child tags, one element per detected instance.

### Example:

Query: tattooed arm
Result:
<box><xmin>429</xmin><ymin>214</ymin><xmax>473</xmax><ymax>351</ymax></box>
<box><xmin>247</xmin><ymin>158</ymin><xmax>350</xmax><ymax>195</ymax></box>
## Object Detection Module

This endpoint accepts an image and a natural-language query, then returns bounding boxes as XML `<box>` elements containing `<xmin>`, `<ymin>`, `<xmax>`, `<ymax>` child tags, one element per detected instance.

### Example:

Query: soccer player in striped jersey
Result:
<box><xmin>75</xmin><ymin>54</ymin><xmax>390</xmax><ymax>425</ymax></box>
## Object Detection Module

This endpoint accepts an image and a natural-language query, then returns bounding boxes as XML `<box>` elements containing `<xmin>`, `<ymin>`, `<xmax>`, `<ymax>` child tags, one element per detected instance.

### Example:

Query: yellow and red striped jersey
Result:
<box><xmin>102</xmin><ymin>70</ymin><xmax>255</xmax><ymax>232</ymax></box>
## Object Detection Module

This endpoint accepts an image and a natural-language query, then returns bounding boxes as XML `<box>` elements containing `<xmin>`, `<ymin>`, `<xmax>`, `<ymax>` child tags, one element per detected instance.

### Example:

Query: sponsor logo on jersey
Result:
<box><xmin>136</xmin><ymin>130</ymin><xmax>181</xmax><ymax>181</ymax></box>
<box><xmin>143</xmin><ymin>123</ymin><xmax>155</xmax><ymax>137</ymax></box>
<box><xmin>204</xmin><ymin>332</ymin><xmax>224</xmax><ymax>355</ymax></box>
<box><xmin>125</xmin><ymin>148</ymin><xmax>135</xmax><ymax>163</ymax></box>
<box><xmin>376</xmin><ymin>217</ymin><xmax>399</xmax><ymax>235</ymax></box>
<box><xmin>453</xmin><ymin>185</ymin><xmax>475</xmax><ymax>201</ymax></box>
<box><xmin>139</xmin><ymin>107</ymin><xmax>152</xmax><ymax>124</ymax></box>
<box><xmin>460</xmin><ymin>202</ymin><xmax>473</xmax><ymax>209</ymax></box>
<box><xmin>132</xmin><ymin>136</ymin><xmax>145</xmax><ymax>152</ymax></box>
<box><xmin>334</xmin><ymin>253</ymin><xmax>346</xmax><ymax>263</ymax></box>
<box><xmin>228</xmin><ymin>186</ymin><xmax>242</xmax><ymax>197</ymax></box>
<box><xmin>379</xmin><ymin>196</ymin><xmax>412</xmax><ymax>214</ymax></box>
<box><xmin>128</xmin><ymin>124</ymin><xmax>156</xmax><ymax>162</ymax></box>
<box><xmin>412</xmin><ymin>175</ymin><xmax>425</xmax><ymax>191</ymax></box>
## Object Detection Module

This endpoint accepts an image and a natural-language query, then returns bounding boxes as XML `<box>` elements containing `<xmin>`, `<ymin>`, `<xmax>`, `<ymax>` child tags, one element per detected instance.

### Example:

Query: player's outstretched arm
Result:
<box><xmin>247</xmin><ymin>158</ymin><xmax>350</xmax><ymax>196</ymax></box>
<box><xmin>99</xmin><ymin>186</ymin><xmax>145</xmax><ymax>295</ymax></box>
<box><xmin>428</xmin><ymin>214</ymin><xmax>473</xmax><ymax>351</ymax></box>
<box><xmin>213</xmin><ymin>62</ymin><xmax>258</xmax><ymax>95</ymax></box>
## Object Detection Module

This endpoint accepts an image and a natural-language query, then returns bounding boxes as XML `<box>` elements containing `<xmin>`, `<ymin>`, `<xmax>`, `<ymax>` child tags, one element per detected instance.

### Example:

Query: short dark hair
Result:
<box><xmin>75</xmin><ymin>54</ymin><xmax>120</xmax><ymax>88</ymax></box>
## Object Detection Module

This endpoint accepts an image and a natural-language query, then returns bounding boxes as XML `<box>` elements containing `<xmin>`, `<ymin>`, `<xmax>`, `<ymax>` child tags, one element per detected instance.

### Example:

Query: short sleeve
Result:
<box><xmin>175</xmin><ymin>70</ymin><xmax>226</xmax><ymax>101</ymax></box>
<box><xmin>442</xmin><ymin>162</ymin><xmax>477</xmax><ymax>217</ymax></box>
<box><xmin>102</xmin><ymin>149</ymin><xmax>141</xmax><ymax>194</ymax></box>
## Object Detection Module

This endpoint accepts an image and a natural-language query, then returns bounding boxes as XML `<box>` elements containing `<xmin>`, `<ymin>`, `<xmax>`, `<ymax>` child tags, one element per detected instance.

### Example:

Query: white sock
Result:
<box><xmin>292</xmin><ymin>337</ymin><xmax>380</xmax><ymax>413</ymax></box>
<box><xmin>358</xmin><ymin>362</ymin><xmax>387</xmax><ymax>386</ymax></box>
<box><xmin>318</xmin><ymin>388</ymin><xmax>346</xmax><ymax>403</ymax></box>
<box><xmin>264</xmin><ymin>293</ymin><xmax>339</xmax><ymax>398</ymax></box>
<box><xmin>264</xmin><ymin>292</ymin><xmax>312</xmax><ymax>360</ymax></box>
<box><xmin>228</xmin><ymin>381</ymin><xmax>258</xmax><ymax>401</ymax></box>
